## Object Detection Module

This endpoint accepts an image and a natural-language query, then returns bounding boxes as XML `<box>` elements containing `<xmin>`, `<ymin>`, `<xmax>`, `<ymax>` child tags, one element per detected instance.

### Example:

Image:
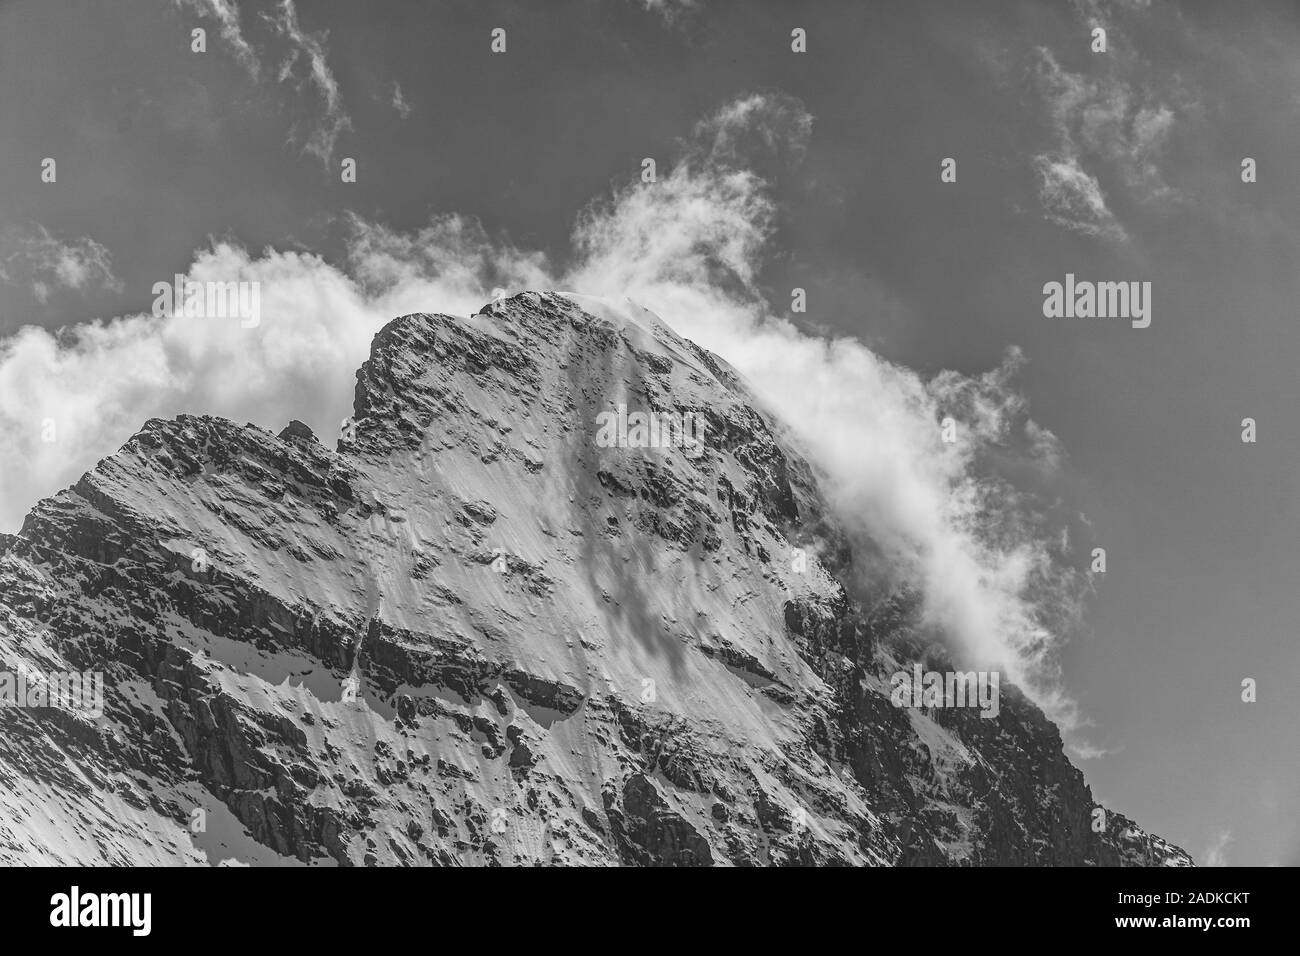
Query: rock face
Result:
<box><xmin>0</xmin><ymin>292</ymin><xmax>1191</xmax><ymax>866</ymax></box>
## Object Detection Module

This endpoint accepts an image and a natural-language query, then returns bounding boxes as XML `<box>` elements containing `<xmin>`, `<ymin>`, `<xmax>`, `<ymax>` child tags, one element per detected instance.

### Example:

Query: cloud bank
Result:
<box><xmin>0</xmin><ymin>93</ymin><xmax>1087</xmax><ymax>732</ymax></box>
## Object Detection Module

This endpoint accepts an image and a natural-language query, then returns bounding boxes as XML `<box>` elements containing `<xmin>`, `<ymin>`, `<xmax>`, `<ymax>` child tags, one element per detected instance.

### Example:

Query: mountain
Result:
<box><xmin>0</xmin><ymin>291</ymin><xmax>1191</xmax><ymax>866</ymax></box>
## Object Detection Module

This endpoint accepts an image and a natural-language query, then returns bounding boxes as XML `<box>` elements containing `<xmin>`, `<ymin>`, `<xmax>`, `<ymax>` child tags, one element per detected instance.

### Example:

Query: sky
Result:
<box><xmin>0</xmin><ymin>0</ymin><xmax>1296</xmax><ymax>866</ymax></box>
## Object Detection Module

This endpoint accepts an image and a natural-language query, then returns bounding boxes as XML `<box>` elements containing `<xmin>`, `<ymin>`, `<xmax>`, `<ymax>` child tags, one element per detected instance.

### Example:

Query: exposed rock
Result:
<box><xmin>0</xmin><ymin>292</ymin><xmax>1190</xmax><ymax>867</ymax></box>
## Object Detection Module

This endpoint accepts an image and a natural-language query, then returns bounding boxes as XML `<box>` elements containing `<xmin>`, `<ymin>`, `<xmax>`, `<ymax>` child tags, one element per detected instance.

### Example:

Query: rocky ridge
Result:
<box><xmin>0</xmin><ymin>291</ymin><xmax>1191</xmax><ymax>866</ymax></box>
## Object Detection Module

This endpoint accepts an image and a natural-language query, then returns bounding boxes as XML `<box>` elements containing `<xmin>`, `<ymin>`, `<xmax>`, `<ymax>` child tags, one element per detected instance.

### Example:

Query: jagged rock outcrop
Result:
<box><xmin>0</xmin><ymin>292</ymin><xmax>1191</xmax><ymax>866</ymax></box>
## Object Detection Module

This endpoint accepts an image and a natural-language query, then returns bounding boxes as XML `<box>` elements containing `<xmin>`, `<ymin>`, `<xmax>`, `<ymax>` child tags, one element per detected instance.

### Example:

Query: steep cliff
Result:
<box><xmin>0</xmin><ymin>292</ymin><xmax>1191</xmax><ymax>866</ymax></box>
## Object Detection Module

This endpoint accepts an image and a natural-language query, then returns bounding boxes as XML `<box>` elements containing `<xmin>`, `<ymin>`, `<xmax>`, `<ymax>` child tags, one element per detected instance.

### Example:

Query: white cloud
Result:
<box><xmin>266</xmin><ymin>0</ymin><xmax>351</xmax><ymax>169</ymax></box>
<box><xmin>1034</xmin><ymin>154</ymin><xmax>1128</xmax><ymax>241</ymax></box>
<box><xmin>1031</xmin><ymin>45</ymin><xmax>1181</xmax><ymax>239</ymax></box>
<box><xmin>391</xmin><ymin>82</ymin><xmax>411</xmax><ymax>120</ymax></box>
<box><xmin>0</xmin><ymin>94</ymin><xmax>1087</xmax><ymax>735</ymax></box>
<box><xmin>174</xmin><ymin>0</ymin><xmax>260</xmax><ymax>76</ymax></box>
<box><xmin>1204</xmin><ymin>829</ymin><xmax>1232</xmax><ymax>867</ymax></box>
<box><xmin>694</xmin><ymin>91</ymin><xmax>814</xmax><ymax>168</ymax></box>
<box><xmin>1072</xmin><ymin>0</ymin><xmax>1154</xmax><ymax>30</ymax></box>
<box><xmin>0</xmin><ymin>226</ymin><xmax>124</xmax><ymax>303</ymax></box>
<box><xmin>1069</xmin><ymin>740</ymin><xmax>1119</xmax><ymax>760</ymax></box>
<box><xmin>635</xmin><ymin>0</ymin><xmax>699</xmax><ymax>25</ymax></box>
<box><xmin>0</xmin><ymin>243</ymin><xmax>393</xmax><ymax>574</ymax></box>
<box><xmin>174</xmin><ymin>0</ymin><xmax>350</xmax><ymax>169</ymax></box>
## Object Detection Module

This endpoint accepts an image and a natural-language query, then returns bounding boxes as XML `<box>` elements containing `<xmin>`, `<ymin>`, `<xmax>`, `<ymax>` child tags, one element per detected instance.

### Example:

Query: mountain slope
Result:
<box><xmin>0</xmin><ymin>291</ymin><xmax>1191</xmax><ymax>866</ymax></box>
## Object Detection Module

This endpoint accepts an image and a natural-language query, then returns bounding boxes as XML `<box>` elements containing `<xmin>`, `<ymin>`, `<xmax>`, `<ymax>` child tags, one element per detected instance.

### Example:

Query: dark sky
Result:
<box><xmin>1</xmin><ymin>0</ymin><xmax>1296</xmax><ymax>866</ymax></box>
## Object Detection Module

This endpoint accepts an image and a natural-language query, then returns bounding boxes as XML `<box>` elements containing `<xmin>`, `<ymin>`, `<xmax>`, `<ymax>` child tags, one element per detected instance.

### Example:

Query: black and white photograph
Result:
<box><xmin>0</xmin><ymin>0</ymin><xmax>1290</xmax><ymax>934</ymax></box>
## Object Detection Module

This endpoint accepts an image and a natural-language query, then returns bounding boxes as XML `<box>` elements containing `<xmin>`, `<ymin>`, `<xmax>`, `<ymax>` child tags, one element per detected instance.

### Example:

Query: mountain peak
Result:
<box><xmin>0</xmin><ymin>292</ymin><xmax>1190</xmax><ymax>866</ymax></box>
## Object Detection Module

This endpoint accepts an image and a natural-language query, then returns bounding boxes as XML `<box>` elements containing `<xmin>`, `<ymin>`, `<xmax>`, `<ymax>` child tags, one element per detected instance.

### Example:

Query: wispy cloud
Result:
<box><xmin>1069</xmin><ymin>739</ymin><xmax>1120</xmax><ymax>760</ymax></box>
<box><xmin>173</xmin><ymin>0</ymin><xmax>259</xmax><ymax>76</ymax></box>
<box><xmin>391</xmin><ymin>82</ymin><xmax>411</xmax><ymax>120</ymax></box>
<box><xmin>1030</xmin><ymin>34</ymin><xmax>1182</xmax><ymax>240</ymax></box>
<box><xmin>1033</xmin><ymin>154</ymin><xmax>1127</xmax><ymax>241</ymax></box>
<box><xmin>266</xmin><ymin>0</ymin><xmax>351</xmax><ymax>169</ymax></box>
<box><xmin>695</xmin><ymin>92</ymin><xmax>814</xmax><ymax>167</ymax></box>
<box><xmin>1072</xmin><ymin>0</ymin><xmax>1154</xmax><ymax>31</ymax></box>
<box><xmin>0</xmin><ymin>226</ymin><xmax>123</xmax><ymax>304</ymax></box>
<box><xmin>174</xmin><ymin>0</ymin><xmax>350</xmax><ymax>170</ymax></box>
<box><xmin>635</xmin><ymin>0</ymin><xmax>699</xmax><ymax>26</ymax></box>
<box><xmin>1203</xmin><ymin>829</ymin><xmax>1233</xmax><ymax>867</ymax></box>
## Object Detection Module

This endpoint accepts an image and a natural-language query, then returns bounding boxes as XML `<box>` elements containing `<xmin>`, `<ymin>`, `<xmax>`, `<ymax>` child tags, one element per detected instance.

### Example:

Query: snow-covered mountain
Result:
<box><xmin>0</xmin><ymin>292</ymin><xmax>1191</xmax><ymax>866</ymax></box>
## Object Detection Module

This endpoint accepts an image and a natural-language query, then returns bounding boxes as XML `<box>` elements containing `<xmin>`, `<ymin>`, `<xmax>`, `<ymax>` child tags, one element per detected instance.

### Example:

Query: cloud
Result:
<box><xmin>693</xmin><ymin>92</ymin><xmax>814</xmax><ymax>168</ymax></box>
<box><xmin>1030</xmin><ymin>42</ymin><xmax>1181</xmax><ymax>239</ymax></box>
<box><xmin>391</xmin><ymin>82</ymin><xmax>411</xmax><ymax>120</ymax></box>
<box><xmin>562</xmin><ymin>98</ymin><xmax>1087</xmax><ymax>727</ymax></box>
<box><xmin>1069</xmin><ymin>740</ymin><xmax>1119</xmax><ymax>760</ymax></box>
<box><xmin>266</xmin><ymin>0</ymin><xmax>351</xmax><ymax>169</ymax></box>
<box><xmin>1033</xmin><ymin>154</ymin><xmax>1128</xmax><ymax>241</ymax></box>
<box><xmin>1203</xmin><ymin>829</ymin><xmax>1232</xmax><ymax>867</ymax></box>
<box><xmin>0</xmin><ymin>93</ymin><xmax>1087</xmax><ymax>734</ymax></box>
<box><xmin>174</xmin><ymin>0</ymin><xmax>260</xmax><ymax>76</ymax></box>
<box><xmin>0</xmin><ymin>226</ymin><xmax>124</xmax><ymax>303</ymax></box>
<box><xmin>1072</xmin><ymin>0</ymin><xmax>1153</xmax><ymax>30</ymax></box>
<box><xmin>635</xmin><ymin>0</ymin><xmax>699</xmax><ymax>25</ymax></box>
<box><xmin>0</xmin><ymin>244</ymin><xmax>382</xmax><ymax>538</ymax></box>
<box><xmin>174</xmin><ymin>0</ymin><xmax>350</xmax><ymax>169</ymax></box>
<box><xmin>344</xmin><ymin>213</ymin><xmax>552</xmax><ymax>300</ymax></box>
